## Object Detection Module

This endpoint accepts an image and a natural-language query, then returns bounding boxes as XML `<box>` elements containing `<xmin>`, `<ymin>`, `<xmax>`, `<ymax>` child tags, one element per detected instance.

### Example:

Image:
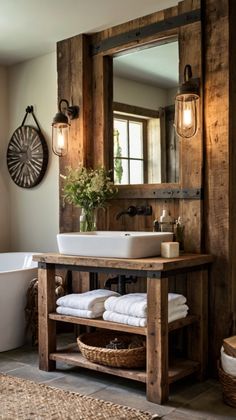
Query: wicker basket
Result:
<box><xmin>77</xmin><ymin>331</ymin><xmax>146</xmax><ymax>368</ymax></box>
<box><xmin>218</xmin><ymin>361</ymin><xmax>236</xmax><ymax>407</ymax></box>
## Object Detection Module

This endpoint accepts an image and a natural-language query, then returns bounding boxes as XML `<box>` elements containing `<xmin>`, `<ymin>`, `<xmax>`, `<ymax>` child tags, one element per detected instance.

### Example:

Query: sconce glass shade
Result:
<box><xmin>52</xmin><ymin>99</ymin><xmax>79</xmax><ymax>157</ymax></box>
<box><xmin>174</xmin><ymin>65</ymin><xmax>200</xmax><ymax>139</ymax></box>
<box><xmin>52</xmin><ymin>123</ymin><xmax>69</xmax><ymax>157</ymax></box>
<box><xmin>175</xmin><ymin>93</ymin><xmax>199</xmax><ymax>139</ymax></box>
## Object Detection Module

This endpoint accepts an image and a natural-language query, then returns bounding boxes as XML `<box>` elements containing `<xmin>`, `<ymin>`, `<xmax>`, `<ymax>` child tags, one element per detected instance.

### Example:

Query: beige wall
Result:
<box><xmin>7</xmin><ymin>52</ymin><xmax>59</xmax><ymax>252</ymax></box>
<box><xmin>0</xmin><ymin>66</ymin><xmax>10</xmax><ymax>251</ymax></box>
<box><xmin>114</xmin><ymin>76</ymin><xmax>168</xmax><ymax>109</ymax></box>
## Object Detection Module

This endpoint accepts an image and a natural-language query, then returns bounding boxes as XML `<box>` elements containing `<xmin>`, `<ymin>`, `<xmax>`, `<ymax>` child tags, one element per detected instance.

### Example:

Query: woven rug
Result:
<box><xmin>0</xmin><ymin>374</ymin><xmax>159</xmax><ymax>420</ymax></box>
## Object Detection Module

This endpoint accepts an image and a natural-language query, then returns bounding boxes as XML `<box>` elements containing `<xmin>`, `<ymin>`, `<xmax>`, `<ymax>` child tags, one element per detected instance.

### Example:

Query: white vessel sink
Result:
<box><xmin>57</xmin><ymin>231</ymin><xmax>173</xmax><ymax>259</ymax></box>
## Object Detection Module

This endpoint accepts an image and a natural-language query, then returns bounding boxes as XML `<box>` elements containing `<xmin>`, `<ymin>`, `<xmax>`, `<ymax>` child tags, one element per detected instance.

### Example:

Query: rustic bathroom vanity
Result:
<box><xmin>33</xmin><ymin>252</ymin><xmax>212</xmax><ymax>404</ymax></box>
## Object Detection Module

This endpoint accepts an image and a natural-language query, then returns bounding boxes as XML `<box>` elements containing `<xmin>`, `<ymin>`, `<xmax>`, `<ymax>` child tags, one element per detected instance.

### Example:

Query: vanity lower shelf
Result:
<box><xmin>50</xmin><ymin>347</ymin><xmax>200</xmax><ymax>384</ymax></box>
<box><xmin>49</xmin><ymin>313</ymin><xmax>200</xmax><ymax>334</ymax></box>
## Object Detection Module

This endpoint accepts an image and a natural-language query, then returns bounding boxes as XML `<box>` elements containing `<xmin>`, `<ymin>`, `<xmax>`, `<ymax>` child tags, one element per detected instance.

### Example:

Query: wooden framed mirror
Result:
<box><xmin>90</xmin><ymin>0</ymin><xmax>202</xmax><ymax>199</ymax></box>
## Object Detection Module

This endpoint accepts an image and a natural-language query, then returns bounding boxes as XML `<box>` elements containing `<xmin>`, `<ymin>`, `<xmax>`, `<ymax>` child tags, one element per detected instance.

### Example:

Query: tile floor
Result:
<box><xmin>0</xmin><ymin>334</ymin><xmax>236</xmax><ymax>420</ymax></box>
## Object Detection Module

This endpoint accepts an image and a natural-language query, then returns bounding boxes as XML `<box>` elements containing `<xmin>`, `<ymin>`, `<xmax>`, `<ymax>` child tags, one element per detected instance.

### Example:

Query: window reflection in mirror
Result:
<box><xmin>113</xmin><ymin>39</ymin><xmax>179</xmax><ymax>185</ymax></box>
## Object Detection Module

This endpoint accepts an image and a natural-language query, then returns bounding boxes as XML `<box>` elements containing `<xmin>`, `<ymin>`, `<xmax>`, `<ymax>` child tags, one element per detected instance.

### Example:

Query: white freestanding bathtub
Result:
<box><xmin>0</xmin><ymin>253</ymin><xmax>38</xmax><ymax>351</ymax></box>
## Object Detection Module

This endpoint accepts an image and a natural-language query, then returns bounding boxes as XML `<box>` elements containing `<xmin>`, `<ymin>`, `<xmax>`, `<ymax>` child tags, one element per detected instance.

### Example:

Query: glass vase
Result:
<box><xmin>79</xmin><ymin>208</ymin><xmax>97</xmax><ymax>232</ymax></box>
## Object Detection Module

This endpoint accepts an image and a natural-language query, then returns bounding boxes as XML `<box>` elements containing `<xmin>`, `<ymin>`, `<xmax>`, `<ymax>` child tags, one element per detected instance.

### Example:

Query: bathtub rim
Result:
<box><xmin>0</xmin><ymin>252</ymin><xmax>38</xmax><ymax>274</ymax></box>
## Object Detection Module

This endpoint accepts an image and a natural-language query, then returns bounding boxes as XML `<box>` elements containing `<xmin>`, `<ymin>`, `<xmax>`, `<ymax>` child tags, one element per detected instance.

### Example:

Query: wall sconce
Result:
<box><xmin>52</xmin><ymin>99</ymin><xmax>79</xmax><ymax>156</ymax></box>
<box><xmin>174</xmin><ymin>64</ymin><xmax>200</xmax><ymax>139</ymax></box>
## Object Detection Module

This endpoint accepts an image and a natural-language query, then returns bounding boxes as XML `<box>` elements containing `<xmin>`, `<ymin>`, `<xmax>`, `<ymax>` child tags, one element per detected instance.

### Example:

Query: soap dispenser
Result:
<box><xmin>174</xmin><ymin>216</ymin><xmax>185</xmax><ymax>251</ymax></box>
<box><xmin>159</xmin><ymin>210</ymin><xmax>173</xmax><ymax>232</ymax></box>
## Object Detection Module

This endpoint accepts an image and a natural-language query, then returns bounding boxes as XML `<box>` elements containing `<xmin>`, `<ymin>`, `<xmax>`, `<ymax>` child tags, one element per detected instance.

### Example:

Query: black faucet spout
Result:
<box><xmin>116</xmin><ymin>205</ymin><xmax>137</xmax><ymax>220</ymax></box>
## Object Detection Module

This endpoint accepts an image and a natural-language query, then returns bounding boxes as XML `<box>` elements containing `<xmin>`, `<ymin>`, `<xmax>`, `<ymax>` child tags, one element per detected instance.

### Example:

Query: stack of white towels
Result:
<box><xmin>103</xmin><ymin>292</ymin><xmax>189</xmax><ymax>327</ymax></box>
<box><xmin>56</xmin><ymin>289</ymin><xmax>189</xmax><ymax>324</ymax></box>
<box><xmin>56</xmin><ymin>289</ymin><xmax>119</xmax><ymax>319</ymax></box>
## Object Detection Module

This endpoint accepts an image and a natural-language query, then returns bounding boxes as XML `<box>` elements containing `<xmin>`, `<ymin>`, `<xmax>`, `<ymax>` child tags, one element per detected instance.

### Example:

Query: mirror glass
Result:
<box><xmin>113</xmin><ymin>39</ymin><xmax>179</xmax><ymax>185</ymax></box>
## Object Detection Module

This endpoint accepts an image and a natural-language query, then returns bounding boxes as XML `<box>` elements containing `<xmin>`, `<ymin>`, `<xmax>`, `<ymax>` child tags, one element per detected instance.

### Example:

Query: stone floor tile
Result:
<box><xmin>0</xmin><ymin>359</ymin><xmax>26</xmax><ymax>373</ymax></box>
<box><xmin>0</xmin><ymin>346</ymin><xmax>39</xmax><ymax>367</ymax></box>
<box><xmin>44</xmin><ymin>370</ymin><xmax>109</xmax><ymax>395</ymax></box>
<box><xmin>175</xmin><ymin>385</ymin><xmax>236</xmax><ymax>420</ymax></box>
<box><xmin>162</xmin><ymin>409</ymin><xmax>208</xmax><ymax>419</ymax></box>
<box><xmin>169</xmin><ymin>377</ymin><xmax>217</xmax><ymax>405</ymax></box>
<box><xmin>91</xmin><ymin>384</ymin><xmax>175</xmax><ymax>417</ymax></box>
<box><xmin>3</xmin><ymin>364</ymin><xmax>66</xmax><ymax>383</ymax></box>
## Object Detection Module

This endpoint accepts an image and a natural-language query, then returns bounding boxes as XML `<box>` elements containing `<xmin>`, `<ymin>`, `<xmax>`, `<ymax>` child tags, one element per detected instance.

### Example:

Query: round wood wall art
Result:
<box><xmin>7</xmin><ymin>126</ymin><xmax>48</xmax><ymax>188</ymax></box>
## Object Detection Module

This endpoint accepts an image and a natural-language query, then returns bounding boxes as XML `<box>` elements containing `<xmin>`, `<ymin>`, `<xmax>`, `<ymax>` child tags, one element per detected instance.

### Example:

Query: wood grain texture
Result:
<box><xmin>203</xmin><ymin>0</ymin><xmax>231</xmax><ymax>374</ymax></box>
<box><xmin>187</xmin><ymin>269</ymin><xmax>208</xmax><ymax>379</ymax></box>
<box><xmin>92</xmin><ymin>55</ymin><xmax>113</xmax><ymax>168</ymax></box>
<box><xmin>50</xmin><ymin>352</ymin><xmax>146</xmax><ymax>383</ymax></box>
<box><xmin>229</xmin><ymin>0</ymin><xmax>236</xmax><ymax>338</ymax></box>
<box><xmin>178</xmin><ymin>1</ymin><xmax>202</xmax><ymax>253</ymax></box>
<box><xmin>147</xmin><ymin>276</ymin><xmax>169</xmax><ymax>404</ymax></box>
<box><xmin>38</xmin><ymin>267</ymin><xmax>56</xmax><ymax>371</ymax></box>
<box><xmin>58</xmin><ymin>34</ymin><xmax>93</xmax><ymax>233</ymax></box>
<box><xmin>49</xmin><ymin>313</ymin><xmax>147</xmax><ymax>335</ymax></box>
<box><xmin>33</xmin><ymin>253</ymin><xmax>213</xmax><ymax>272</ymax></box>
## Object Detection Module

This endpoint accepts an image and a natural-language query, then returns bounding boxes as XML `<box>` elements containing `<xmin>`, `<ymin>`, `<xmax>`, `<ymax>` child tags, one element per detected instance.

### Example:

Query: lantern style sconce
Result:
<box><xmin>52</xmin><ymin>99</ymin><xmax>79</xmax><ymax>156</ymax></box>
<box><xmin>174</xmin><ymin>64</ymin><xmax>200</xmax><ymax>139</ymax></box>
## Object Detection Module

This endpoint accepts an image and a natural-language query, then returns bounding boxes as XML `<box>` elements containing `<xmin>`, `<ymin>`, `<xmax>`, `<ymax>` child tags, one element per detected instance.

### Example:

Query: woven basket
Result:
<box><xmin>77</xmin><ymin>331</ymin><xmax>146</xmax><ymax>368</ymax></box>
<box><xmin>218</xmin><ymin>361</ymin><xmax>236</xmax><ymax>407</ymax></box>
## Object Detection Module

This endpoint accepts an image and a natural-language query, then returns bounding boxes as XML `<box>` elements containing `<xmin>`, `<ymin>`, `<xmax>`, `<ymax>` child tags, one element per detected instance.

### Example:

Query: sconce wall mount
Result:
<box><xmin>52</xmin><ymin>99</ymin><xmax>79</xmax><ymax>157</ymax></box>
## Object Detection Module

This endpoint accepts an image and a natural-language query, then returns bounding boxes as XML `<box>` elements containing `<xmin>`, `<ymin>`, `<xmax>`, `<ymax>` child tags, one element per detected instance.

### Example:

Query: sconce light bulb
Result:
<box><xmin>183</xmin><ymin>107</ymin><xmax>192</xmax><ymax>127</ymax></box>
<box><xmin>57</xmin><ymin>129</ymin><xmax>65</xmax><ymax>150</ymax></box>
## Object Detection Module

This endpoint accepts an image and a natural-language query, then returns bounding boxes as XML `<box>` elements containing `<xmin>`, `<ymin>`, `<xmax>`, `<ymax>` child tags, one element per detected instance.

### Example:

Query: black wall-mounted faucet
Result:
<box><xmin>116</xmin><ymin>205</ymin><xmax>152</xmax><ymax>220</ymax></box>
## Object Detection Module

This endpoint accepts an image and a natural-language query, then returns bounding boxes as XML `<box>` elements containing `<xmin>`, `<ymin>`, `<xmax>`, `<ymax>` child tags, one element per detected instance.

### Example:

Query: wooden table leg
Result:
<box><xmin>187</xmin><ymin>269</ymin><xmax>208</xmax><ymax>380</ymax></box>
<box><xmin>147</xmin><ymin>275</ymin><xmax>169</xmax><ymax>404</ymax></box>
<box><xmin>38</xmin><ymin>266</ymin><xmax>56</xmax><ymax>371</ymax></box>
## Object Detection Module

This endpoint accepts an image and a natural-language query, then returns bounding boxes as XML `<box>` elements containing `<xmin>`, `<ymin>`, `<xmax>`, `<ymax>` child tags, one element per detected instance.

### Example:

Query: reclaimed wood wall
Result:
<box><xmin>56</xmin><ymin>0</ymin><xmax>236</xmax><ymax>372</ymax></box>
<box><xmin>203</xmin><ymin>0</ymin><xmax>236</xmax><ymax>373</ymax></box>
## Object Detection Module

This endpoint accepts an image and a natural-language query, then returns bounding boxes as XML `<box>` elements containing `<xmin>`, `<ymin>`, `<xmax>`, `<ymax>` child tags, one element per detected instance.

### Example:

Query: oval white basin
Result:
<box><xmin>57</xmin><ymin>231</ymin><xmax>173</xmax><ymax>258</ymax></box>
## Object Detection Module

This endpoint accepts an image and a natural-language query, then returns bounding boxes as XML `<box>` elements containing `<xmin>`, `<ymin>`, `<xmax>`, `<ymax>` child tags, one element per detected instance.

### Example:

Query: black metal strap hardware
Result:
<box><xmin>152</xmin><ymin>188</ymin><xmax>203</xmax><ymax>200</ymax></box>
<box><xmin>21</xmin><ymin>105</ymin><xmax>41</xmax><ymax>132</ymax></box>
<box><xmin>92</xmin><ymin>9</ymin><xmax>201</xmax><ymax>55</ymax></box>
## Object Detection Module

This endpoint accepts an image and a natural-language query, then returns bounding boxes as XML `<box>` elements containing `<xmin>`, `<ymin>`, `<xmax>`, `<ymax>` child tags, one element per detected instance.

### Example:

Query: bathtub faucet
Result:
<box><xmin>116</xmin><ymin>205</ymin><xmax>152</xmax><ymax>220</ymax></box>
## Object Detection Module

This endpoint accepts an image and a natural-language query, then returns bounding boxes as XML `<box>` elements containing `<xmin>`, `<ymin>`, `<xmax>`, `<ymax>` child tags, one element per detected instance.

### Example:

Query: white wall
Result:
<box><xmin>7</xmin><ymin>52</ymin><xmax>59</xmax><ymax>252</ymax></box>
<box><xmin>167</xmin><ymin>87</ymin><xmax>177</xmax><ymax>106</ymax></box>
<box><xmin>0</xmin><ymin>66</ymin><xmax>10</xmax><ymax>251</ymax></box>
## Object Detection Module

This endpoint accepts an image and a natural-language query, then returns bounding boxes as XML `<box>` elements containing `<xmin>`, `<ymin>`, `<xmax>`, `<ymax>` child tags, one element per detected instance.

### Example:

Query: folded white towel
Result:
<box><xmin>168</xmin><ymin>304</ymin><xmax>189</xmax><ymax>317</ymax></box>
<box><xmin>168</xmin><ymin>308</ymin><xmax>189</xmax><ymax>323</ymax></box>
<box><xmin>105</xmin><ymin>293</ymin><xmax>147</xmax><ymax>317</ymax></box>
<box><xmin>56</xmin><ymin>289</ymin><xmax>119</xmax><ymax>311</ymax></box>
<box><xmin>103</xmin><ymin>306</ymin><xmax>189</xmax><ymax>326</ymax></box>
<box><xmin>168</xmin><ymin>293</ymin><xmax>187</xmax><ymax>307</ymax></box>
<box><xmin>104</xmin><ymin>292</ymin><xmax>187</xmax><ymax>317</ymax></box>
<box><xmin>103</xmin><ymin>310</ymin><xmax>147</xmax><ymax>327</ymax></box>
<box><xmin>56</xmin><ymin>306</ymin><xmax>103</xmax><ymax>319</ymax></box>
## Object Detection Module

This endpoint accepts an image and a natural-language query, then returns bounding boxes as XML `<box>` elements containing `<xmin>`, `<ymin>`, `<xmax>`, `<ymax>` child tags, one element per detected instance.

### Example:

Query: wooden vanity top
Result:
<box><xmin>33</xmin><ymin>252</ymin><xmax>213</xmax><ymax>272</ymax></box>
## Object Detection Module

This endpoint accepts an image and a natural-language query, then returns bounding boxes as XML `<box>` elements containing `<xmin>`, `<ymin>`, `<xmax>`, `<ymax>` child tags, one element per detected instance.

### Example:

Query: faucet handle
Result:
<box><xmin>126</xmin><ymin>206</ymin><xmax>138</xmax><ymax>216</ymax></box>
<box><xmin>137</xmin><ymin>205</ymin><xmax>152</xmax><ymax>216</ymax></box>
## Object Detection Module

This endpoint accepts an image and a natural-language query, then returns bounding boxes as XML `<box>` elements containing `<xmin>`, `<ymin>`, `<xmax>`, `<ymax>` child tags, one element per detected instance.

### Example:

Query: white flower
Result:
<box><xmin>61</xmin><ymin>166</ymin><xmax>117</xmax><ymax>210</ymax></box>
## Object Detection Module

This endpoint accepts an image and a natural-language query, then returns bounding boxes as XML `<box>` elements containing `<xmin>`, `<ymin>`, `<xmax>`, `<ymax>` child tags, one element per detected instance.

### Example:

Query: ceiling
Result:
<box><xmin>0</xmin><ymin>0</ymin><xmax>178</xmax><ymax>66</ymax></box>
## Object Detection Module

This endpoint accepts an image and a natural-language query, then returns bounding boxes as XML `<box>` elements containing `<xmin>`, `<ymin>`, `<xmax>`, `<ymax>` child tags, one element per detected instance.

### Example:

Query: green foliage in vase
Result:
<box><xmin>61</xmin><ymin>166</ymin><xmax>118</xmax><ymax>210</ymax></box>
<box><xmin>113</xmin><ymin>129</ymin><xmax>123</xmax><ymax>184</ymax></box>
